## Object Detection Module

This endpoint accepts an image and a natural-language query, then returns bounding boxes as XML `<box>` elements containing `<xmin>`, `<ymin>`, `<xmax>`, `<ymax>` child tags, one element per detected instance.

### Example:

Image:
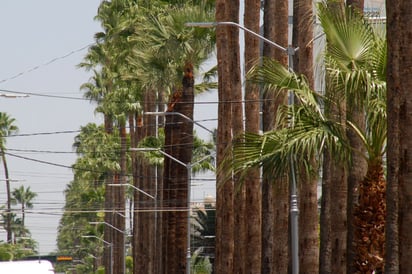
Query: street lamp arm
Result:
<box><xmin>89</xmin><ymin>221</ymin><xmax>126</xmax><ymax>234</ymax></box>
<box><xmin>107</xmin><ymin>183</ymin><xmax>155</xmax><ymax>200</ymax></box>
<box><xmin>185</xmin><ymin>21</ymin><xmax>288</xmax><ymax>53</ymax></box>
<box><xmin>145</xmin><ymin>111</ymin><xmax>214</xmax><ymax>135</ymax></box>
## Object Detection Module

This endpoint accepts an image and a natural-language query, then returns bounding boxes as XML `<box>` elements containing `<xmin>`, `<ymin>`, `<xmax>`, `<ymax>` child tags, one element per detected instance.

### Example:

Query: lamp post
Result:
<box><xmin>131</xmin><ymin>147</ymin><xmax>215</xmax><ymax>274</ymax></box>
<box><xmin>186</xmin><ymin>21</ymin><xmax>300</xmax><ymax>274</ymax></box>
<box><xmin>82</xmin><ymin>235</ymin><xmax>113</xmax><ymax>274</ymax></box>
<box><xmin>89</xmin><ymin>221</ymin><xmax>129</xmax><ymax>274</ymax></box>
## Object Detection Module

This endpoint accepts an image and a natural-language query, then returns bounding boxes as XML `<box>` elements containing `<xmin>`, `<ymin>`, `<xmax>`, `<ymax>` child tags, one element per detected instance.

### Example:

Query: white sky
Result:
<box><xmin>0</xmin><ymin>1</ymin><xmax>103</xmax><ymax>254</ymax></box>
<box><xmin>0</xmin><ymin>1</ymin><xmax>218</xmax><ymax>255</ymax></box>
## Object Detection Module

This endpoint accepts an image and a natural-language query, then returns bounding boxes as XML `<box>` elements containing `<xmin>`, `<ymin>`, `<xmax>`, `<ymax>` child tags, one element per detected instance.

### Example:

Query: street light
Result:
<box><xmin>131</xmin><ymin>147</ymin><xmax>215</xmax><ymax>274</ymax></box>
<box><xmin>107</xmin><ymin>183</ymin><xmax>155</xmax><ymax>200</ymax></box>
<box><xmin>0</xmin><ymin>92</ymin><xmax>29</xmax><ymax>98</ymax></box>
<box><xmin>82</xmin><ymin>235</ymin><xmax>113</xmax><ymax>274</ymax></box>
<box><xmin>186</xmin><ymin>21</ymin><xmax>300</xmax><ymax>274</ymax></box>
<box><xmin>89</xmin><ymin>221</ymin><xmax>129</xmax><ymax>274</ymax></box>
<box><xmin>144</xmin><ymin>111</ymin><xmax>214</xmax><ymax>135</ymax></box>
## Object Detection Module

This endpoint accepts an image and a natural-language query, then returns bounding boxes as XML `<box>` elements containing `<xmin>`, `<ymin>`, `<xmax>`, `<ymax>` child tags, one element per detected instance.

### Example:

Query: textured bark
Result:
<box><xmin>134</xmin><ymin>90</ymin><xmax>158</xmax><ymax>274</ymax></box>
<box><xmin>292</xmin><ymin>0</ymin><xmax>319</xmax><ymax>273</ymax></box>
<box><xmin>174</xmin><ymin>63</ymin><xmax>195</xmax><ymax>274</ymax></box>
<box><xmin>229</xmin><ymin>1</ymin><xmax>244</xmax><ymax>273</ymax></box>
<box><xmin>346</xmin><ymin>106</ymin><xmax>367</xmax><ymax>273</ymax></box>
<box><xmin>385</xmin><ymin>1</ymin><xmax>400</xmax><ymax>271</ymax></box>
<box><xmin>103</xmin><ymin>115</ymin><xmax>114</xmax><ymax>274</ymax></box>
<box><xmin>163</xmin><ymin>93</ymin><xmax>180</xmax><ymax>273</ymax></box>
<box><xmin>244</xmin><ymin>0</ymin><xmax>262</xmax><ymax>273</ymax></box>
<box><xmin>215</xmin><ymin>1</ymin><xmax>235</xmax><ymax>273</ymax></box>
<box><xmin>319</xmin><ymin>151</ymin><xmax>332</xmax><ymax>274</ymax></box>
<box><xmin>261</xmin><ymin>0</ymin><xmax>289</xmax><ymax>273</ymax></box>
<box><xmin>353</xmin><ymin>162</ymin><xmax>386</xmax><ymax>273</ymax></box>
<box><xmin>386</xmin><ymin>0</ymin><xmax>412</xmax><ymax>271</ymax></box>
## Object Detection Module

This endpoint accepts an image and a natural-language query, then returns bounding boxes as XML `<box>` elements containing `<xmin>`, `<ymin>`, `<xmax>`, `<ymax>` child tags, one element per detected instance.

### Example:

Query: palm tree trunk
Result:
<box><xmin>1</xmin><ymin>149</ymin><xmax>12</xmax><ymax>243</ymax></box>
<box><xmin>261</xmin><ymin>1</ymin><xmax>289</xmax><ymax>273</ymax></box>
<box><xmin>228</xmin><ymin>1</ymin><xmax>244</xmax><ymax>273</ymax></box>
<box><xmin>292</xmin><ymin>0</ymin><xmax>319</xmax><ymax>272</ymax></box>
<box><xmin>353</xmin><ymin>161</ymin><xmax>386</xmax><ymax>273</ymax></box>
<box><xmin>385</xmin><ymin>2</ymin><xmax>400</xmax><ymax>271</ymax></box>
<box><xmin>244</xmin><ymin>0</ymin><xmax>262</xmax><ymax>272</ymax></box>
<box><xmin>386</xmin><ymin>1</ymin><xmax>412</xmax><ymax>271</ymax></box>
<box><xmin>346</xmin><ymin>108</ymin><xmax>367</xmax><ymax>273</ymax></box>
<box><xmin>103</xmin><ymin>114</ymin><xmax>114</xmax><ymax>274</ymax></box>
<box><xmin>174</xmin><ymin>63</ymin><xmax>195</xmax><ymax>274</ymax></box>
<box><xmin>215</xmin><ymin>1</ymin><xmax>235</xmax><ymax>273</ymax></box>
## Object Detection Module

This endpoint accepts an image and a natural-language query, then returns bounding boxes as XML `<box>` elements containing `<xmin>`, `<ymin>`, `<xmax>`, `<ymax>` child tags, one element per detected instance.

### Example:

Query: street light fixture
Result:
<box><xmin>132</xmin><ymin>147</ymin><xmax>215</xmax><ymax>274</ymax></box>
<box><xmin>81</xmin><ymin>235</ymin><xmax>113</xmax><ymax>274</ymax></box>
<box><xmin>186</xmin><ymin>21</ymin><xmax>300</xmax><ymax>274</ymax></box>
<box><xmin>0</xmin><ymin>92</ymin><xmax>29</xmax><ymax>98</ymax></box>
<box><xmin>107</xmin><ymin>183</ymin><xmax>155</xmax><ymax>200</ymax></box>
<box><xmin>144</xmin><ymin>111</ymin><xmax>214</xmax><ymax>135</ymax></box>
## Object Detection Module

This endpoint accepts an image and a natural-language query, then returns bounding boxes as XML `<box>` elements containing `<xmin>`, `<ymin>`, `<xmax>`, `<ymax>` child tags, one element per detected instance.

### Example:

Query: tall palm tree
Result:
<box><xmin>0</xmin><ymin>112</ymin><xmax>18</xmax><ymax>243</ymax></box>
<box><xmin>291</xmin><ymin>0</ymin><xmax>319</xmax><ymax>271</ymax></box>
<box><xmin>385</xmin><ymin>0</ymin><xmax>412</xmax><ymax>272</ymax></box>
<box><xmin>214</xmin><ymin>1</ymin><xmax>242</xmax><ymax>273</ymax></box>
<box><xmin>318</xmin><ymin>3</ymin><xmax>387</xmax><ymax>272</ymax></box>
<box><xmin>126</xmin><ymin>2</ymin><xmax>215</xmax><ymax>273</ymax></box>
<box><xmin>225</xmin><ymin>4</ymin><xmax>387</xmax><ymax>273</ymax></box>
<box><xmin>261</xmin><ymin>1</ymin><xmax>290</xmax><ymax>273</ymax></box>
<box><xmin>243</xmin><ymin>1</ymin><xmax>262</xmax><ymax>272</ymax></box>
<box><xmin>11</xmin><ymin>186</ymin><xmax>37</xmax><ymax>229</ymax></box>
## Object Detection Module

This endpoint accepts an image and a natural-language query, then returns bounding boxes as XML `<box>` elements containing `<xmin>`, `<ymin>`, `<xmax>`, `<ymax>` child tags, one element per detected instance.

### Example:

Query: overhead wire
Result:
<box><xmin>0</xmin><ymin>43</ymin><xmax>94</xmax><ymax>85</ymax></box>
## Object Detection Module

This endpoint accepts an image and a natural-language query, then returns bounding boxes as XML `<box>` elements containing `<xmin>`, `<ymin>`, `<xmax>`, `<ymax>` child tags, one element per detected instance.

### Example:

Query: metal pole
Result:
<box><xmin>186</xmin><ymin>165</ymin><xmax>192</xmax><ymax>274</ymax></box>
<box><xmin>90</xmin><ymin>222</ymin><xmax>127</xmax><ymax>274</ymax></box>
<box><xmin>288</xmin><ymin>45</ymin><xmax>299</xmax><ymax>274</ymax></box>
<box><xmin>109</xmin><ymin>244</ymin><xmax>113</xmax><ymax>274</ymax></box>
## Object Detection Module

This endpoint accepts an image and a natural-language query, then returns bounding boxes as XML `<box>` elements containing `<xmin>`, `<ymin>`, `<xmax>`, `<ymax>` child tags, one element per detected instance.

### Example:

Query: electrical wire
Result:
<box><xmin>0</xmin><ymin>43</ymin><xmax>94</xmax><ymax>85</ymax></box>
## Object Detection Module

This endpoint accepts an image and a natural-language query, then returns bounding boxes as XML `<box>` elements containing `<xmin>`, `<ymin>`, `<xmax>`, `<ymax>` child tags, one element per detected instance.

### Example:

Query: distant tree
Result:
<box><xmin>11</xmin><ymin>186</ymin><xmax>37</xmax><ymax>229</ymax></box>
<box><xmin>0</xmin><ymin>112</ymin><xmax>18</xmax><ymax>243</ymax></box>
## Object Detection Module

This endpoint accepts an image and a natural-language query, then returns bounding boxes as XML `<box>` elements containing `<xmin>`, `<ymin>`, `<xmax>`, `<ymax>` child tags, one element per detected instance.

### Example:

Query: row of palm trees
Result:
<box><xmin>215</xmin><ymin>0</ymin><xmax>389</xmax><ymax>273</ymax></box>
<box><xmin>0</xmin><ymin>112</ymin><xmax>38</xmax><ymax>246</ymax></box>
<box><xmin>56</xmin><ymin>1</ymin><xmax>217</xmax><ymax>273</ymax></box>
<box><xmin>56</xmin><ymin>0</ymin><xmax>410</xmax><ymax>273</ymax></box>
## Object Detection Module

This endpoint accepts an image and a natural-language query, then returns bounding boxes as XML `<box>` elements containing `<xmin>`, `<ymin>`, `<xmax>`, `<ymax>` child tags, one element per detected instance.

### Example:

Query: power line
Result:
<box><xmin>0</xmin><ymin>43</ymin><xmax>94</xmax><ymax>85</ymax></box>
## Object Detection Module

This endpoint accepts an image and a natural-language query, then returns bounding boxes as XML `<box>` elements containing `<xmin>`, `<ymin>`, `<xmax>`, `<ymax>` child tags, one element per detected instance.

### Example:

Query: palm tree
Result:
<box><xmin>225</xmin><ymin>3</ymin><xmax>387</xmax><ymax>273</ymax></box>
<box><xmin>385</xmin><ymin>0</ymin><xmax>412</xmax><ymax>272</ymax></box>
<box><xmin>261</xmin><ymin>1</ymin><xmax>290</xmax><ymax>273</ymax></box>
<box><xmin>318</xmin><ymin>3</ymin><xmax>387</xmax><ymax>272</ymax></box>
<box><xmin>214</xmin><ymin>1</ymin><xmax>242</xmax><ymax>273</ymax></box>
<box><xmin>126</xmin><ymin>3</ymin><xmax>215</xmax><ymax>273</ymax></box>
<box><xmin>11</xmin><ymin>186</ymin><xmax>37</xmax><ymax>229</ymax></box>
<box><xmin>243</xmin><ymin>1</ymin><xmax>262</xmax><ymax>272</ymax></box>
<box><xmin>0</xmin><ymin>112</ymin><xmax>18</xmax><ymax>243</ymax></box>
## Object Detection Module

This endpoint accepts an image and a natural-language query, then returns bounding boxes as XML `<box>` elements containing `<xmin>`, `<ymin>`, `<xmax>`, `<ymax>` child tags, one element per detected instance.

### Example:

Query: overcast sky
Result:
<box><xmin>0</xmin><ymin>1</ymin><xmax>103</xmax><ymax>254</ymax></box>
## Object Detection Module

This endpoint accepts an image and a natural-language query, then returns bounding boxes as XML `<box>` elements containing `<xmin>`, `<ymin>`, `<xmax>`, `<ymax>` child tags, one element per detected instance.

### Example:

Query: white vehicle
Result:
<box><xmin>0</xmin><ymin>260</ymin><xmax>55</xmax><ymax>274</ymax></box>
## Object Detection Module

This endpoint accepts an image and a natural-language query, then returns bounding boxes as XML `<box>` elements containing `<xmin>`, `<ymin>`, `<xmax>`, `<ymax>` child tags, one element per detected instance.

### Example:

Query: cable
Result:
<box><xmin>0</xmin><ymin>43</ymin><xmax>94</xmax><ymax>85</ymax></box>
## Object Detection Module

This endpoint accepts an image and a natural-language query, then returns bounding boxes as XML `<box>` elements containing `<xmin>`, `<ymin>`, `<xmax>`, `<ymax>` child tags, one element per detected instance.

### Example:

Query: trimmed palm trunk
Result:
<box><xmin>215</xmin><ymin>1</ymin><xmax>235</xmax><ymax>273</ymax></box>
<box><xmin>1</xmin><ymin>150</ymin><xmax>12</xmax><ymax>243</ymax></box>
<box><xmin>261</xmin><ymin>0</ymin><xmax>289</xmax><ymax>273</ymax></box>
<box><xmin>386</xmin><ymin>1</ymin><xmax>412</xmax><ymax>271</ymax></box>
<box><xmin>103</xmin><ymin>114</ymin><xmax>114</xmax><ymax>274</ymax></box>
<box><xmin>134</xmin><ymin>90</ymin><xmax>158</xmax><ymax>274</ymax></box>
<box><xmin>244</xmin><ymin>0</ymin><xmax>262</xmax><ymax>272</ymax></box>
<box><xmin>292</xmin><ymin>0</ymin><xmax>319</xmax><ymax>272</ymax></box>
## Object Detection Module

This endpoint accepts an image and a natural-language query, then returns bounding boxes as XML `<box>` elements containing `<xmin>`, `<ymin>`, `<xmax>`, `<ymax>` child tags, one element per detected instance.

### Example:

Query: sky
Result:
<box><xmin>0</xmin><ymin>1</ymin><xmax>218</xmax><ymax>254</ymax></box>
